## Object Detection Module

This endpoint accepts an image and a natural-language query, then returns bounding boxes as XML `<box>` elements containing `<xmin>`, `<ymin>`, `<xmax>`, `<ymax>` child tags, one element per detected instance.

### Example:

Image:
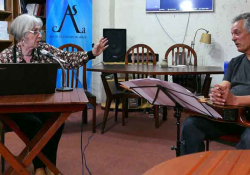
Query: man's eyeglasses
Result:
<box><xmin>28</xmin><ymin>30</ymin><xmax>44</xmax><ymax>35</ymax></box>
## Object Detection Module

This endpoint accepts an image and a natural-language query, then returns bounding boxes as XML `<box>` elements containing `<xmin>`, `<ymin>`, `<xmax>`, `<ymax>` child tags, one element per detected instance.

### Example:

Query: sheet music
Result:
<box><xmin>120</xmin><ymin>78</ymin><xmax>222</xmax><ymax>119</ymax></box>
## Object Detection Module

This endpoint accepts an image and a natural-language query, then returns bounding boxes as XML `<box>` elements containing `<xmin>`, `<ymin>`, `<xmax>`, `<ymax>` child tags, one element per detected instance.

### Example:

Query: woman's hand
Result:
<box><xmin>92</xmin><ymin>37</ymin><xmax>109</xmax><ymax>56</ymax></box>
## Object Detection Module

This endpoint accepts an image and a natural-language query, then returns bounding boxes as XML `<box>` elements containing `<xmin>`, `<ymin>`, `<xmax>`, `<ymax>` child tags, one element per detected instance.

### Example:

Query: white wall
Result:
<box><xmin>91</xmin><ymin>0</ymin><xmax>250</xmax><ymax>103</ymax></box>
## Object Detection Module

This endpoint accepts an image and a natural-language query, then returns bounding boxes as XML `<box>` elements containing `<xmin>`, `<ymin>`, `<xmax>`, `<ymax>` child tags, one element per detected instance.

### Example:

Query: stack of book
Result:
<box><xmin>0</xmin><ymin>0</ymin><xmax>5</xmax><ymax>11</ymax></box>
<box><xmin>0</xmin><ymin>21</ymin><xmax>9</xmax><ymax>40</ymax></box>
<box><xmin>26</xmin><ymin>3</ymin><xmax>46</xmax><ymax>16</ymax></box>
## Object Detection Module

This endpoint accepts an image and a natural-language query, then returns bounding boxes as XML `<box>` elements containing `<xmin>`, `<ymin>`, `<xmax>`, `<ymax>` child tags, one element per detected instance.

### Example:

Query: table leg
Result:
<box><xmin>154</xmin><ymin>105</ymin><xmax>159</xmax><ymax>128</ymax></box>
<box><xmin>0</xmin><ymin>113</ymin><xmax>69</xmax><ymax>175</ymax></box>
<box><xmin>22</xmin><ymin>112</ymin><xmax>71</xmax><ymax>174</ymax></box>
<box><xmin>0</xmin><ymin>143</ymin><xmax>29</xmax><ymax>175</ymax></box>
<box><xmin>202</xmin><ymin>74</ymin><xmax>212</xmax><ymax>98</ymax></box>
<box><xmin>1</xmin><ymin>114</ymin><xmax>62</xmax><ymax>175</ymax></box>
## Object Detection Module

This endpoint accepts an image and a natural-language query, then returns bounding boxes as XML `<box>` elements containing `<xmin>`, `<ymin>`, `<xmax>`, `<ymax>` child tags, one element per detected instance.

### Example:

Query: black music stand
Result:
<box><xmin>120</xmin><ymin>78</ymin><xmax>222</xmax><ymax>157</ymax></box>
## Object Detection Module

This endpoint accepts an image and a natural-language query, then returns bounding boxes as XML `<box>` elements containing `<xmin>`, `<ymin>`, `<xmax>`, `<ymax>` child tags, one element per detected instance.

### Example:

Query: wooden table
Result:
<box><xmin>144</xmin><ymin>150</ymin><xmax>250</xmax><ymax>175</ymax></box>
<box><xmin>88</xmin><ymin>64</ymin><xmax>224</xmax><ymax>96</ymax></box>
<box><xmin>88</xmin><ymin>64</ymin><xmax>224</xmax><ymax>132</ymax></box>
<box><xmin>88</xmin><ymin>64</ymin><xmax>224</xmax><ymax>75</ymax></box>
<box><xmin>0</xmin><ymin>88</ymin><xmax>88</xmax><ymax>175</ymax></box>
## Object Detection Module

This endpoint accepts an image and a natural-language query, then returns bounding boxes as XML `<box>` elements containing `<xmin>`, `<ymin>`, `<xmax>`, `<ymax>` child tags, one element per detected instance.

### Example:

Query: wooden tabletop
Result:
<box><xmin>0</xmin><ymin>88</ymin><xmax>88</xmax><ymax>113</ymax></box>
<box><xmin>87</xmin><ymin>64</ymin><xmax>224</xmax><ymax>75</ymax></box>
<box><xmin>144</xmin><ymin>150</ymin><xmax>250</xmax><ymax>175</ymax></box>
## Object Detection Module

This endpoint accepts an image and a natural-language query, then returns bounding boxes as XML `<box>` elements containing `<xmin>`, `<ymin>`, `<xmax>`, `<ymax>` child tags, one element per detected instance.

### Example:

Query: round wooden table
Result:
<box><xmin>144</xmin><ymin>150</ymin><xmax>250</xmax><ymax>175</ymax></box>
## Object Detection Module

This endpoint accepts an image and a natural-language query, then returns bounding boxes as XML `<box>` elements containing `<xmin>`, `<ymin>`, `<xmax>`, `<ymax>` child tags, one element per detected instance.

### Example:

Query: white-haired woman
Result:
<box><xmin>0</xmin><ymin>14</ymin><xmax>108</xmax><ymax>175</ymax></box>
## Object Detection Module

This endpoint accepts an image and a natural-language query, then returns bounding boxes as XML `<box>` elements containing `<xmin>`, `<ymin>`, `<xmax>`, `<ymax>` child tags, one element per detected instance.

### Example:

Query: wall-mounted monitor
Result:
<box><xmin>146</xmin><ymin>0</ymin><xmax>213</xmax><ymax>13</ymax></box>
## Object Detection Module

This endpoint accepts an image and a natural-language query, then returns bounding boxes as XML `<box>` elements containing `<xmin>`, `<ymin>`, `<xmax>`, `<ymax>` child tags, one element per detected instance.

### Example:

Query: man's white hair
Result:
<box><xmin>232</xmin><ymin>13</ymin><xmax>250</xmax><ymax>33</ymax></box>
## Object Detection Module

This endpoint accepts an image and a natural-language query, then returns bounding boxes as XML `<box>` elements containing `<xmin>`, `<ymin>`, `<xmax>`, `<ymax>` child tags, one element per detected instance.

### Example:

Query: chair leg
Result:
<box><xmin>154</xmin><ymin>105</ymin><xmax>159</xmax><ymax>128</ymax></box>
<box><xmin>125</xmin><ymin>98</ymin><xmax>128</xmax><ymax>118</ymax></box>
<box><xmin>205</xmin><ymin>139</ymin><xmax>210</xmax><ymax>151</ymax></box>
<box><xmin>163</xmin><ymin>107</ymin><xmax>168</xmax><ymax>121</ymax></box>
<box><xmin>122</xmin><ymin>97</ymin><xmax>129</xmax><ymax>126</ymax></box>
<box><xmin>122</xmin><ymin>97</ymin><xmax>126</xmax><ymax>126</ymax></box>
<box><xmin>82</xmin><ymin>97</ymin><xmax>96</xmax><ymax>133</ymax></box>
<box><xmin>82</xmin><ymin>107</ymin><xmax>88</xmax><ymax>124</ymax></box>
<box><xmin>101</xmin><ymin>98</ymin><xmax>112</xmax><ymax>134</ymax></box>
<box><xmin>89</xmin><ymin>97</ymin><xmax>96</xmax><ymax>133</ymax></box>
<box><xmin>1</xmin><ymin>124</ymin><xmax>5</xmax><ymax>173</ymax></box>
<box><xmin>115</xmin><ymin>99</ymin><xmax>119</xmax><ymax>122</ymax></box>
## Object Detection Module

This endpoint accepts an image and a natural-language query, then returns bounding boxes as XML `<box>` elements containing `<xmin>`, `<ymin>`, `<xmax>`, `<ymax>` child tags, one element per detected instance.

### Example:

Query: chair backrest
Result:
<box><xmin>124</xmin><ymin>44</ymin><xmax>156</xmax><ymax>80</ymax></box>
<box><xmin>58</xmin><ymin>44</ymin><xmax>87</xmax><ymax>89</ymax></box>
<box><xmin>165</xmin><ymin>44</ymin><xmax>198</xmax><ymax>93</ymax></box>
<box><xmin>125</xmin><ymin>44</ymin><xmax>156</xmax><ymax>65</ymax></box>
<box><xmin>165</xmin><ymin>44</ymin><xmax>197</xmax><ymax>66</ymax></box>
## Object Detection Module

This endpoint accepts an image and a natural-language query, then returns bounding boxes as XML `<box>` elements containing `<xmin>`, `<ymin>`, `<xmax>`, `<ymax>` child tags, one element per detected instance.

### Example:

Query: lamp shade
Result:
<box><xmin>200</xmin><ymin>33</ymin><xmax>211</xmax><ymax>44</ymax></box>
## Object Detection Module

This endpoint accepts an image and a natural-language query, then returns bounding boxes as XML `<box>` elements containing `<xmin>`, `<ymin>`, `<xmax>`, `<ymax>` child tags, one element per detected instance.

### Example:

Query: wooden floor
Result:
<box><xmin>3</xmin><ymin>105</ymin><xmax>234</xmax><ymax>175</ymax></box>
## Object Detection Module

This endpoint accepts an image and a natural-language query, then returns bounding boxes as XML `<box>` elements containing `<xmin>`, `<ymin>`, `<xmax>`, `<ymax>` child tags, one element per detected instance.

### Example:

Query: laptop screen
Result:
<box><xmin>0</xmin><ymin>63</ymin><xmax>59</xmax><ymax>95</ymax></box>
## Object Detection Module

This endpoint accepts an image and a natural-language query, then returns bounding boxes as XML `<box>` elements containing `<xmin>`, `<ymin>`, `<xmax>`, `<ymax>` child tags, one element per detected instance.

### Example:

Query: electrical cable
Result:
<box><xmin>181</xmin><ymin>13</ymin><xmax>190</xmax><ymax>44</ymax></box>
<box><xmin>155</xmin><ymin>12</ymin><xmax>191</xmax><ymax>84</ymax></box>
<box><xmin>155</xmin><ymin>13</ymin><xmax>177</xmax><ymax>44</ymax></box>
<box><xmin>81</xmin><ymin>117</ymin><xmax>84</xmax><ymax>175</ymax></box>
<box><xmin>70</xmin><ymin>74</ymin><xmax>93</xmax><ymax>175</ymax></box>
<box><xmin>83</xmin><ymin>133</ymin><xmax>94</xmax><ymax>175</ymax></box>
<box><xmin>155</xmin><ymin>12</ymin><xmax>191</xmax><ymax>44</ymax></box>
<box><xmin>81</xmin><ymin>117</ymin><xmax>94</xmax><ymax>175</ymax></box>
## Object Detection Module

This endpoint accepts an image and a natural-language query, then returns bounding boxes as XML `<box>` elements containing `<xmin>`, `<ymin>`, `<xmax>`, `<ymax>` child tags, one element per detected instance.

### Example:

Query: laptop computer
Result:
<box><xmin>0</xmin><ymin>63</ymin><xmax>59</xmax><ymax>95</ymax></box>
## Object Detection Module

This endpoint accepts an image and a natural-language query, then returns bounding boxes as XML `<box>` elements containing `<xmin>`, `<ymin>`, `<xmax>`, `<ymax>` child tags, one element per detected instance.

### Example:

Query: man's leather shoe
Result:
<box><xmin>35</xmin><ymin>168</ymin><xmax>46</xmax><ymax>175</ymax></box>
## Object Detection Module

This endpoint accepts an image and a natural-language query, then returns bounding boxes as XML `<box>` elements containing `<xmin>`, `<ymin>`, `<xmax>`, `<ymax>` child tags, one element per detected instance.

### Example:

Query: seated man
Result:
<box><xmin>180</xmin><ymin>12</ymin><xmax>250</xmax><ymax>155</ymax></box>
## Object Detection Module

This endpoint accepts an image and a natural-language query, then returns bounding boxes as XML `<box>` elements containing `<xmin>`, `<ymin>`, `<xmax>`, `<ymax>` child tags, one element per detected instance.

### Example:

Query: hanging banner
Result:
<box><xmin>46</xmin><ymin>0</ymin><xmax>92</xmax><ymax>90</ymax></box>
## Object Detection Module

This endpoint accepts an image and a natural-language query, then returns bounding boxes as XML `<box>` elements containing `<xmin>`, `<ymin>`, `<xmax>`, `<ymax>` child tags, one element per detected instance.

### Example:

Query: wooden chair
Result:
<box><xmin>58</xmin><ymin>44</ymin><xmax>96</xmax><ymax>133</ymax></box>
<box><xmin>165</xmin><ymin>44</ymin><xmax>198</xmax><ymax>93</ymax></box>
<box><xmin>101</xmin><ymin>44</ymin><xmax>167</xmax><ymax>133</ymax></box>
<box><xmin>123</xmin><ymin>44</ymin><xmax>167</xmax><ymax>128</ymax></box>
<box><xmin>124</xmin><ymin>44</ymin><xmax>156</xmax><ymax>80</ymax></box>
<box><xmin>205</xmin><ymin>135</ymin><xmax>240</xmax><ymax>151</ymax></box>
<box><xmin>165</xmin><ymin>44</ymin><xmax>212</xmax><ymax>97</ymax></box>
<box><xmin>165</xmin><ymin>44</ymin><xmax>197</xmax><ymax>66</ymax></box>
<box><xmin>100</xmin><ymin>73</ymin><xmax>125</xmax><ymax>134</ymax></box>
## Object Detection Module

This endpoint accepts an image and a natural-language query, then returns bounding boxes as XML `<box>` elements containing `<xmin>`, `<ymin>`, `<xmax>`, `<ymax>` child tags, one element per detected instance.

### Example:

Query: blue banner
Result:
<box><xmin>46</xmin><ymin>0</ymin><xmax>92</xmax><ymax>90</ymax></box>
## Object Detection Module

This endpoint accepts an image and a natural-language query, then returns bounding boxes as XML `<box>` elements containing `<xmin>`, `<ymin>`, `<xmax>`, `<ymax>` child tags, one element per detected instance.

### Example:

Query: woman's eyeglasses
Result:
<box><xmin>28</xmin><ymin>30</ymin><xmax>44</xmax><ymax>35</ymax></box>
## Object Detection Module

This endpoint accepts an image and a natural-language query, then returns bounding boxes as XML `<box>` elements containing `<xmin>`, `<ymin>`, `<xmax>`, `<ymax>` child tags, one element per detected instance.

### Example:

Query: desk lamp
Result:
<box><xmin>190</xmin><ymin>28</ymin><xmax>211</xmax><ymax>65</ymax></box>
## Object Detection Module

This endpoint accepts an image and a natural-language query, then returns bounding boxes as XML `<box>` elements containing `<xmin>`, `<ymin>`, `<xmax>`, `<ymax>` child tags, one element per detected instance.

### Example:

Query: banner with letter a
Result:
<box><xmin>46</xmin><ymin>0</ymin><xmax>92</xmax><ymax>90</ymax></box>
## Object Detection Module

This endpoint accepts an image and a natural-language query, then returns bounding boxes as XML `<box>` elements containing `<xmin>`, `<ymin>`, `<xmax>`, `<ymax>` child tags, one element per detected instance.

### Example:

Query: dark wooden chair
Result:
<box><xmin>101</xmin><ymin>44</ymin><xmax>166</xmax><ymax>134</ymax></box>
<box><xmin>165</xmin><ymin>44</ymin><xmax>197</xmax><ymax>66</ymax></box>
<box><xmin>204</xmin><ymin>105</ymin><xmax>243</xmax><ymax>151</ymax></box>
<box><xmin>165</xmin><ymin>44</ymin><xmax>198</xmax><ymax>93</ymax></box>
<box><xmin>100</xmin><ymin>73</ymin><xmax>125</xmax><ymax>134</ymax></box>
<box><xmin>58</xmin><ymin>44</ymin><xmax>96</xmax><ymax>133</ymax></box>
<box><xmin>122</xmin><ymin>44</ymin><xmax>167</xmax><ymax>128</ymax></box>
<box><xmin>205</xmin><ymin>135</ymin><xmax>240</xmax><ymax>151</ymax></box>
<box><xmin>124</xmin><ymin>44</ymin><xmax>157</xmax><ymax>80</ymax></box>
<box><xmin>165</xmin><ymin>44</ymin><xmax>211</xmax><ymax>97</ymax></box>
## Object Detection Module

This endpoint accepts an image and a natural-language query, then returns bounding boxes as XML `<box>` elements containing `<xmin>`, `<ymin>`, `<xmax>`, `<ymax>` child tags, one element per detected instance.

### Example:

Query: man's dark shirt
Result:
<box><xmin>223</xmin><ymin>54</ymin><xmax>250</xmax><ymax>96</ymax></box>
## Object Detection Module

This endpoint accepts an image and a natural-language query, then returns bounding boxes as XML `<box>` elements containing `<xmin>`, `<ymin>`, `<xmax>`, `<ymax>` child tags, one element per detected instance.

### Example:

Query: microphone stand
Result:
<box><xmin>50</xmin><ymin>56</ymin><xmax>73</xmax><ymax>92</ymax></box>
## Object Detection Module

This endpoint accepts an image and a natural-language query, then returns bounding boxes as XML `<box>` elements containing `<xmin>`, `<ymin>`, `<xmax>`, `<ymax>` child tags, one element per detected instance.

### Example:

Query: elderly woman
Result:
<box><xmin>0</xmin><ymin>14</ymin><xmax>108</xmax><ymax>175</ymax></box>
